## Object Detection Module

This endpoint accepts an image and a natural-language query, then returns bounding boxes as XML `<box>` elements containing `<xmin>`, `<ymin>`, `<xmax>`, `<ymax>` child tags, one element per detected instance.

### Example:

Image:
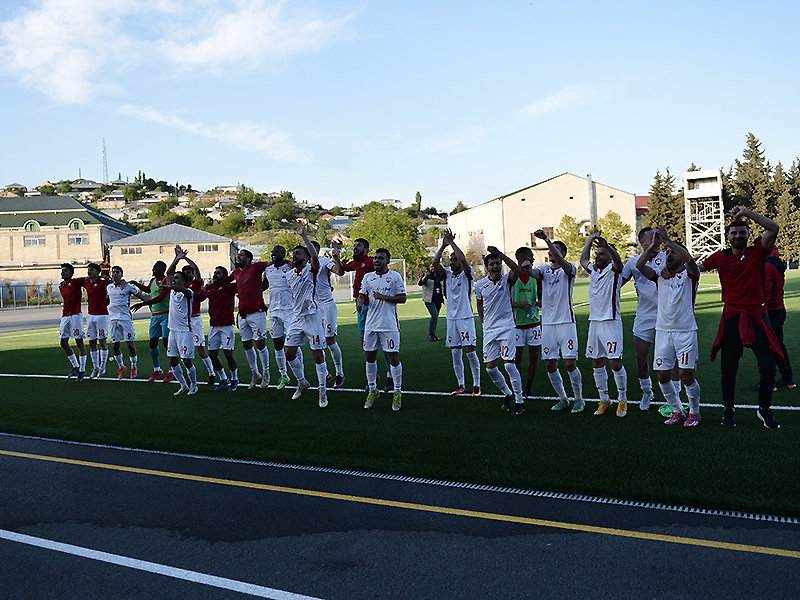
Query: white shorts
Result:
<box><xmin>269</xmin><ymin>312</ymin><xmax>291</xmax><ymax>339</ymax></box>
<box><xmin>319</xmin><ymin>301</ymin><xmax>339</xmax><ymax>338</ymax></box>
<box><xmin>653</xmin><ymin>330</ymin><xmax>698</xmax><ymax>371</ymax></box>
<box><xmin>541</xmin><ymin>322</ymin><xmax>579</xmax><ymax>360</ymax></box>
<box><xmin>632</xmin><ymin>315</ymin><xmax>657</xmax><ymax>343</ymax></box>
<box><xmin>286</xmin><ymin>313</ymin><xmax>325</xmax><ymax>350</ymax></box>
<box><xmin>515</xmin><ymin>325</ymin><xmax>542</xmax><ymax>347</ymax></box>
<box><xmin>208</xmin><ymin>325</ymin><xmax>235</xmax><ymax>351</ymax></box>
<box><xmin>238</xmin><ymin>310</ymin><xmax>268</xmax><ymax>342</ymax></box>
<box><xmin>59</xmin><ymin>314</ymin><xmax>84</xmax><ymax>339</ymax></box>
<box><xmin>109</xmin><ymin>319</ymin><xmax>136</xmax><ymax>343</ymax></box>
<box><xmin>363</xmin><ymin>330</ymin><xmax>400</xmax><ymax>353</ymax></box>
<box><xmin>86</xmin><ymin>314</ymin><xmax>109</xmax><ymax>340</ymax></box>
<box><xmin>585</xmin><ymin>320</ymin><xmax>624</xmax><ymax>359</ymax></box>
<box><xmin>168</xmin><ymin>330</ymin><xmax>195</xmax><ymax>359</ymax></box>
<box><xmin>190</xmin><ymin>315</ymin><xmax>206</xmax><ymax>348</ymax></box>
<box><xmin>446</xmin><ymin>317</ymin><xmax>477</xmax><ymax>348</ymax></box>
<box><xmin>482</xmin><ymin>328</ymin><xmax>516</xmax><ymax>363</ymax></box>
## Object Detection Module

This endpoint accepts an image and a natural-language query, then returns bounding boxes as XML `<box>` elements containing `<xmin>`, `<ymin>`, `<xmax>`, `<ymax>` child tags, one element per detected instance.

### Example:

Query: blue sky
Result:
<box><xmin>1</xmin><ymin>0</ymin><xmax>798</xmax><ymax>211</ymax></box>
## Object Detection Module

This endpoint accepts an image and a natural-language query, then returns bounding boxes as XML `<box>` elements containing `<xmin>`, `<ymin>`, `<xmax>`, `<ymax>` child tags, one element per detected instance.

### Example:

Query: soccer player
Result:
<box><xmin>263</xmin><ymin>245</ymin><xmax>294</xmax><ymax>389</ymax></box>
<box><xmin>58</xmin><ymin>263</ymin><xmax>87</xmax><ymax>381</ymax></box>
<box><xmin>107</xmin><ymin>265</ymin><xmax>149</xmax><ymax>378</ymax></box>
<box><xmin>580</xmin><ymin>230</ymin><xmax>628</xmax><ymax>417</ymax></box>
<box><xmin>199</xmin><ymin>266</ymin><xmax>240</xmax><ymax>391</ymax></box>
<box><xmin>82</xmin><ymin>263</ymin><xmax>112</xmax><ymax>379</ymax></box>
<box><xmin>699</xmin><ymin>207</ymin><xmax>783</xmax><ymax>429</ymax></box>
<box><xmin>475</xmin><ymin>247</ymin><xmax>525</xmax><ymax>414</ymax></box>
<box><xmin>230</xmin><ymin>248</ymin><xmax>271</xmax><ymax>389</ymax></box>
<box><xmin>284</xmin><ymin>222</ymin><xmax>329</xmax><ymax>407</ymax></box>
<box><xmin>512</xmin><ymin>246</ymin><xmax>541</xmax><ymax>398</ymax></box>
<box><xmin>359</xmin><ymin>247</ymin><xmax>406</xmax><ymax>411</ymax></box>
<box><xmin>637</xmin><ymin>225</ymin><xmax>702</xmax><ymax>426</ymax></box>
<box><xmin>179</xmin><ymin>251</ymin><xmax>217</xmax><ymax>385</ymax></box>
<box><xmin>523</xmin><ymin>231</ymin><xmax>584</xmax><ymax>413</ymax></box>
<box><xmin>164</xmin><ymin>268</ymin><xmax>197</xmax><ymax>395</ymax></box>
<box><xmin>131</xmin><ymin>261</ymin><xmax>171</xmax><ymax>383</ymax></box>
<box><xmin>431</xmin><ymin>228</ymin><xmax>481</xmax><ymax>396</ymax></box>
<box><xmin>620</xmin><ymin>227</ymin><xmax>667</xmax><ymax>410</ymax></box>
<box><xmin>312</xmin><ymin>240</ymin><xmax>345</xmax><ymax>388</ymax></box>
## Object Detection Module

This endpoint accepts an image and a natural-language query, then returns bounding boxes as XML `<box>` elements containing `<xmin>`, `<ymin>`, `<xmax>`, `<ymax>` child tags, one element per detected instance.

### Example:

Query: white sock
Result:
<box><xmin>171</xmin><ymin>366</ymin><xmax>187</xmax><ymax>388</ymax></box>
<box><xmin>659</xmin><ymin>380</ymin><xmax>683</xmax><ymax>413</ymax></box>
<box><xmin>467</xmin><ymin>351</ymin><xmax>481</xmax><ymax>388</ymax></box>
<box><xmin>451</xmin><ymin>348</ymin><xmax>465</xmax><ymax>387</ymax></box>
<box><xmin>613</xmin><ymin>366</ymin><xmax>627</xmax><ymax>402</ymax></box>
<box><xmin>201</xmin><ymin>356</ymin><xmax>214</xmax><ymax>376</ymax></box>
<box><xmin>296</xmin><ymin>349</ymin><xmax>305</xmax><ymax>374</ymax></box>
<box><xmin>257</xmin><ymin>347</ymin><xmax>270</xmax><ymax>380</ymax></box>
<box><xmin>366</xmin><ymin>361</ymin><xmax>378</xmax><ymax>391</ymax></box>
<box><xmin>487</xmin><ymin>366</ymin><xmax>512</xmax><ymax>396</ymax></box>
<box><xmin>187</xmin><ymin>365</ymin><xmax>197</xmax><ymax>386</ymax></box>
<box><xmin>568</xmin><ymin>368</ymin><xmax>583</xmax><ymax>400</ymax></box>
<box><xmin>114</xmin><ymin>354</ymin><xmax>124</xmax><ymax>367</ymax></box>
<box><xmin>503</xmin><ymin>361</ymin><xmax>523</xmax><ymax>402</ymax></box>
<box><xmin>245</xmin><ymin>348</ymin><xmax>258</xmax><ymax>374</ymax></box>
<box><xmin>390</xmin><ymin>363</ymin><xmax>402</xmax><ymax>392</ymax></box>
<box><xmin>90</xmin><ymin>350</ymin><xmax>99</xmax><ymax>369</ymax></box>
<box><xmin>328</xmin><ymin>342</ymin><xmax>344</xmax><ymax>377</ymax></box>
<box><xmin>67</xmin><ymin>353</ymin><xmax>78</xmax><ymax>367</ymax></box>
<box><xmin>672</xmin><ymin>379</ymin><xmax>681</xmax><ymax>397</ymax></box>
<box><xmin>639</xmin><ymin>377</ymin><xmax>652</xmax><ymax>394</ymax></box>
<box><xmin>79</xmin><ymin>354</ymin><xmax>87</xmax><ymax>370</ymax></box>
<box><xmin>131</xmin><ymin>355</ymin><xmax>137</xmax><ymax>367</ymax></box>
<box><xmin>685</xmin><ymin>380</ymin><xmax>701</xmax><ymax>415</ymax></box>
<box><xmin>548</xmin><ymin>370</ymin><xmax>568</xmax><ymax>401</ymax></box>
<box><xmin>99</xmin><ymin>349</ymin><xmax>109</xmax><ymax>370</ymax></box>
<box><xmin>593</xmin><ymin>367</ymin><xmax>609</xmax><ymax>402</ymax></box>
<box><xmin>275</xmin><ymin>348</ymin><xmax>287</xmax><ymax>377</ymax></box>
<box><xmin>315</xmin><ymin>362</ymin><xmax>327</xmax><ymax>393</ymax></box>
<box><xmin>289</xmin><ymin>356</ymin><xmax>307</xmax><ymax>385</ymax></box>
<box><xmin>216</xmin><ymin>369</ymin><xmax>226</xmax><ymax>381</ymax></box>
<box><xmin>231</xmin><ymin>368</ymin><xmax>238</xmax><ymax>382</ymax></box>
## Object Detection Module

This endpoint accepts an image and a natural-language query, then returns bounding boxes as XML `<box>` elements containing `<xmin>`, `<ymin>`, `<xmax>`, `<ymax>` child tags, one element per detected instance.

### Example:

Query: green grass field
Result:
<box><xmin>1</xmin><ymin>273</ymin><xmax>799</xmax><ymax>517</ymax></box>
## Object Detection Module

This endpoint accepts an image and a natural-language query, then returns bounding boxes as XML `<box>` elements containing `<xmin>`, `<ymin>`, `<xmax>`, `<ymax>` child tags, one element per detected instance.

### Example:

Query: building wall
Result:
<box><xmin>108</xmin><ymin>241</ymin><xmax>237</xmax><ymax>282</ymax></box>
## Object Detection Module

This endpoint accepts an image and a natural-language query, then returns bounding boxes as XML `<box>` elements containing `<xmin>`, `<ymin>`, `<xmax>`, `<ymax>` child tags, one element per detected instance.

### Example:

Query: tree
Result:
<box><xmin>188</xmin><ymin>207</ymin><xmax>212</xmax><ymax>231</ymax></box>
<box><xmin>450</xmin><ymin>201</ymin><xmax>468</xmax><ymax>215</ymax></box>
<box><xmin>772</xmin><ymin>162</ymin><xmax>800</xmax><ymax>264</ymax></box>
<box><xmin>597</xmin><ymin>210</ymin><xmax>633</xmax><ymax>254</ymax></box>
<box><xmin>644</xmin><ymin>168</ymin><xmax>685</xmax><ymax>243</ymax></box>
<box><xmin>220</xmin><ymin>210</ymin><xmax>246</xmax><ymax>235</ymax></box>
<box><xmin>413</xmin><ymin>191</ymin><xmax>422</xmax><ymax>212</ymax></box>
<box><xmin>123</xmin><ymin>184</ymin><xmax>143</xmax><ymax>204</ymax></box>
<box><xmin>731</xmin><ymin>133</ymin><xmax>771</xmax><ymax>218</ymax></box>
<box><xmin>58</xmin><ymin>181</ymin><xmax>72</xmax><ymax>194</ymax></box>
<box><xmin>554</xmin><ymin>214</ymin><xmax>585</xmax><ymax>263</ymax></box>
<box><xmin>349</xmin><ymin>205</ymin><xmax>427</xmax><ymax>267</ymax></box>
<box><xmin>272</xmin><ymin>231</ymin><xmax>302</xmax><ymax>253</ymax></box>
<box><xmin>269</xmin><ymin>191</ymin><xmax>296</xmax><ymax>221</ymax></box>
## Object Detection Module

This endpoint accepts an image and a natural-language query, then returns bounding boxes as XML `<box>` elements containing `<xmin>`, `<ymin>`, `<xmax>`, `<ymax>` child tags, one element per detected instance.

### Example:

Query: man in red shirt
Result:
<box><xmin>231</xmin><ymin>248</ymin><xmax>271</xmax><ymax>389</ymax></box>
<box><xmin>58</xmin><ymin>263</ymin><xmax>87</xmax><ymax>381</ymax></box>
<box><xmin>700</xmin><ymin>206</ymin><xmax>783</xmax><ymax>429</ymax></box>
<box><xmin>82</xmin><ymin>263</ymin><xmax>112</xmax><ymax>379</ymax></box>
<box><xmin>199</xmin><ymin>266</ymin><xmax>240</xmax><ymax>391</ymax></box>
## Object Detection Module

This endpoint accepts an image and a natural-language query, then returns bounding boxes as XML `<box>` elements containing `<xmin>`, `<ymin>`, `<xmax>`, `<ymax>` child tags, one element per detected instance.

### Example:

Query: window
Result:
<box><xmin>197</xmin><ymin>244</ymin><xmax>219</xmax><ymax>252</ymax></box>
<box><xmin>68</xmin><ymin>219</ymin><xmax>84</xmax><ymax>230</ymax></box>
<box><xmin>120</xmin><ymin>247</ymin><xmax>143</xmax><ymax>255</ymax></box>
<box><xmin>24</xmin><ymin>220</ymin><xmax>40</xmax><ymax>231</ymax></box>
<box><xmin>23</xmin><ymin>235</ymin><xmax>46</xmax><ymax>247</ymax></box>
<box><xmin>68</xmin><ymin>234</ymin><xmax>89</xmax><ymax>245</ymax></box>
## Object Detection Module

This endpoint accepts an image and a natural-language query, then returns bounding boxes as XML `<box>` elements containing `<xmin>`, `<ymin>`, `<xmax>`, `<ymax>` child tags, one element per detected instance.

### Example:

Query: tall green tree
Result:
<box><xmin>269</xmin><ymin>191</ymin><xmax>296</xmax><ymax>221</ymax></box>
<box><xmin>449</xmin><ymin>201</ymin><xmax>468</xmax><ymax>215</ymax></box>
<box><xmin>772</xmin><ymin>162</ymin><xmax>800</xmax><ymax>263</ymax></box>
<box><xmin>731</xmin><ymin>133</ymin><xmax>771</xmax><ymax>219</ymax></box>
<box><xmin>644</xmin><ymin>168</ymin><xmax>684</xmax><ymax>243</ymax></box>
<box><xmin>597</xmin><ymin>210</ymin><xmax>633</xmax><ymax>253</ymax></box>
<box><xmin>349</xmin><ymin>205</ymin><xmax>427</xmax><ymax>267</ymax></box>
<box><xmin>413</xmin><ymin>191</ymin><xmax>422</xmax><ymax>212</ymax></box>
<box><xmin>554</xmin><ymin>214</ymin><xmax>585</xmax><ymax>263</ymax></box>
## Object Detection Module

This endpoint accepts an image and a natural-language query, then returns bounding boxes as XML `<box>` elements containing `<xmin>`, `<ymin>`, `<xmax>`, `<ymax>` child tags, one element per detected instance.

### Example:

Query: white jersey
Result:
<box><xmin>536</xmin><ymin>263</ymin><xmax>576</xmax><ymax>325</ymax></box>
<box><xmin>265</xmin><ymin>262</ymin><xmax>293</xmax><ymax>318</ymax></box>
<box><xmin>654</xmin><ymin>269</ymin><xmax>699</xmax><ymax>332</ymax></box>
<box><xmin>587</xmin><ymin>262</ymin><xmax>623</xmax><ymax>322</ymax></box>
<box><xmin>475</xmin><ymin>274</ymin><xmax>515</xmax><ymax>334</ymax></box>
<box><xmin>168</xmin><ymin>289</ymin><xmax>193</xmax><ymax>333</ymax></box>
<box><xmin>287</xmin><ymin>262</ymin><xmax>317</xmax><ymax>317</ymax></box>
<box><xmin>315</xmin><ymin>256</ymin><xmax>336</xmax><ymax>304</ymax></box>
<box><xmin>359</xmin><ymin>270</ymin><xmax>406</xmax><ymax>332</ymax></box>
<box><xmin>107</xmin><ymin>282</ymin><xmax>138</xmax><ymax>321</ymax></box>
<box><xmin>621</xmin><ymin>253</ymin><xmax>666</xmax><ymax>324</ymax></box>
<box><xmin>444</xmin><ymin>267</ymin><xmax>474</xmax><ymax>319</ymax></box>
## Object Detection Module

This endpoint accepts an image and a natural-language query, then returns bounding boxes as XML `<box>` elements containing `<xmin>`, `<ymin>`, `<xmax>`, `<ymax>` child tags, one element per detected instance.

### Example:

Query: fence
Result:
<box><xmin>0</xmin><ymin>282</ymin><xmax>62</xmax><ymax>309</ymax></box>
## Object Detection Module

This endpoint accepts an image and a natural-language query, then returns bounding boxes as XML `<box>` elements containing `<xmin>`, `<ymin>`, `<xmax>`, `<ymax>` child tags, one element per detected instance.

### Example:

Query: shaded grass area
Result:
<box><xmin>1</xmin><ymin>273</ymin><xmax>799</xmax><ymax>517</ymax></box>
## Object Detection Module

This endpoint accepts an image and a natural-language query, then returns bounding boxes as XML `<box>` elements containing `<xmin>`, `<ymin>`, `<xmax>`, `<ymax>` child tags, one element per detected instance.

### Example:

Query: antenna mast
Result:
<box><xmin>102</xmin><ymin>138</ymin><xmax>109</xmax><ymax>184</ymax></box>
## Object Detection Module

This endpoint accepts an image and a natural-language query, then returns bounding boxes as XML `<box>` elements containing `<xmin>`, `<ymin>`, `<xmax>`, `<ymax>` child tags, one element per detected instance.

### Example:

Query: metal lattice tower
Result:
<box><xmin>684</xmin><ymin>169</ymin><xmax>724</xmax><ymax>262</ymax></box>
<box><xmin>102</xmin><ymin>138</ymin><xmax>109</xmax><ymax>184</ymax></box>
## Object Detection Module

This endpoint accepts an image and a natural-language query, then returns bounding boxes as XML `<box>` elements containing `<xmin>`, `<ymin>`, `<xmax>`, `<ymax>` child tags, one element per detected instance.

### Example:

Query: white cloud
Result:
<box><xmin>518</xmin><ymin>84</ymin><xmax>597</xmax><ymax>120</ymax></box>
<box><xmin>422</xmin><ymin>125</ymin><xmax>488</xmax><ymax>154</ymax></box>
<box><xmin>119</xmin><ymin>104</ymin><xmax>308</xmax><ymax>162</ymax></box>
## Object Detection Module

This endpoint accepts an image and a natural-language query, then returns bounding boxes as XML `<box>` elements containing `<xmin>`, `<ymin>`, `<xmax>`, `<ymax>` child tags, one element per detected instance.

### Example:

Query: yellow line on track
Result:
<box><xmin>3</xmin><ymin>449</ymin><xmax>799</xmax><ymax>559</ymax></box>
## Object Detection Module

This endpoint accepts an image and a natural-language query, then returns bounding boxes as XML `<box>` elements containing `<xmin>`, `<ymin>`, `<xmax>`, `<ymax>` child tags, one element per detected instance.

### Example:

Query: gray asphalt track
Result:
<box><xmin>2</xmin><ymin>433</ymin><xmax>799</xmax><ymax>599</ymax></box>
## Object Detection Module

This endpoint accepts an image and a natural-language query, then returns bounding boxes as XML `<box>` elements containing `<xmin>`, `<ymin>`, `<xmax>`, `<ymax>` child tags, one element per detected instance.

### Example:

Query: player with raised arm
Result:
<box><xmin>359</xmin><ymin>247</ymin><xmax>407</xmax><ymax>411</ymax></box>
<box><xmin>107</xmin><ymin>265</ymin><xmax>149</xmax><ymax>379</ymax></box>
<box><xmin>263</xmin><ymin>245</ymin><xmax>294</xmax><ymax>390</ymax></box>
<box><xmin>475</xmin><ymin>247</ymin><xmax>525</xmax><ymax>414</ymax></box>
<box><xmin>58</xmin><ymin>263</ymin><xmax>87</xmax><ymax>381</ymax></box>
<box><xmin>637</xmin><ymin>225</ymin><xmax>702</xmax><ymax>426</ymax></box>
<box><xmin>82</xmin><ymin>263</ymin><xmax>112</xmax><ymax>379</ymax></box>
<box><xmin>130</xmin><ymin>260</ymin><xmax>171</xmax><ymax>383</ymax></box>
<box><xmin>313</xmin><ymin>240</ymin><xmax>345</xmax><ymax>388</ymax></box>
<box><xmin>522</xmin><ymin>231</ymin><xmax>584</xmax><ymax>413</ymax></box>
<box><xmin>198</xmin><ymin>266</ymin><xmax>240</xmax><ymax>391</ymax></box>
<box><xmin>580</xmin><ymin>230</ymin><xmax>628</xmax><ymax>417</ymax></box>
<box><xmin>230</xmin><ymin>248</ymin><xmax>271</xmax><ymax>389</ymax></box>
<box><xmin>179</xmin><ymin>251</ymin><xmax>216</xmax><ymax>385</ymax></box>
<box><xmin>512</xmin><ymin>246</ymin><xmax>542</xmax><ymax>398</ymax></box>
<box><xmin>284</xmin><ymin>222</ymin><xmax>329</xmax><ymax>407</ymax></box>
<box><xmin>431</xmin><ymin>228</ymin><xmax>481</xmax><ymax>397</ymax></box>
<box><xmin>699</xmin><ymin>207</ymin><xmax>783</xmax><ymax>429</ymax></box>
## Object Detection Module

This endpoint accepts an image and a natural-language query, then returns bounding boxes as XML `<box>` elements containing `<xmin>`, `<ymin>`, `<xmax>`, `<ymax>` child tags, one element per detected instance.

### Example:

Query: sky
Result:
<box><xmin>1</xmin><ymin>0</ymin><xmax>799</xmax><ymax>212</ymax></box>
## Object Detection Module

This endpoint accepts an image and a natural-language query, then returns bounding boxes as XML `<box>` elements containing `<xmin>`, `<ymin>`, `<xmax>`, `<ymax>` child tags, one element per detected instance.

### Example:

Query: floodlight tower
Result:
<box><xmin>684</xmin><ymin>169</ymin><xmax>724</xmax><ymax>262</ymax></box>
<box><xmin>102</xmin><ymin>138</ymin><xmax>109</xmax><ymax>184</ymax></box>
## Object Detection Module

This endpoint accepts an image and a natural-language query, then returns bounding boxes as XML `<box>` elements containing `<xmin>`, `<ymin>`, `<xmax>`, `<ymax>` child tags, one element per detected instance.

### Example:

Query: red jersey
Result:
<box><xmin>83</xmin><ymin>278</ymin><xmax>111</xmax><ymax>315</ymax></box>
<box><xmin>199</xmin><ymin>280</ymin><xmax>238</xmax><ymax>327</ymax></box>
<box><xmin>343</xmin><ymin>256</ymin><xmax>375</xmax><ymax>300</ymax></box>
<box><xmin>764</xmin><ymin>257</ymin><xmax>785</xmax><ymax>310</ymax></box>
<box><xmin>188</xmin><ymin>279</ymin><xmax>204</xmax><ymax>315</ymax></box>
<box><xmin>702</xmin><ymin>242</ymin><xmax>769</xmax><ymax>311</ymax></box>
<box><xmin>231</xmin><ymin>261</ymin><xmax>269</xmax><ymax>316</ymax></box>
<box><xmin>59</xmin><ymin>278</ymin><xmax>84</xmax><ymax>317</ymax></box>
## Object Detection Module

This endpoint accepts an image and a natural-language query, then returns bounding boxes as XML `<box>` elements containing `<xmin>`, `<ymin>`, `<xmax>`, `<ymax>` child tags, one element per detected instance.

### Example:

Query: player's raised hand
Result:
<box><xmin>487</xmin><ymin>245</ymin><xmax>500</xmax><ymax>255</ymax></box>
<box><xmin>654</xmin><ymin>224</ymin><xmax>670</xmax><ymax>243</ymax></box>
<box><xmin>331</xmin><ymin>248</ymin><xmax>341</xmax><ymax>259</ymax></box>
<box><xmin>442</xmin><ymin>228</ymin><xmax>455</xmax><ymax>244</ymax></box>
<box><xmin>729</xmin><ymin>206</ymin><xmax>748</xmax><ymax>219</ymax></box>
<box><xmin>533</xmin><ymin>229</ymin><xmax>547</xmax><ymax>240</ymax></box>
<box><xmin>297</xmin><ymin>220</ymin><xmax>306</xmax><ymax>236</ymax></box>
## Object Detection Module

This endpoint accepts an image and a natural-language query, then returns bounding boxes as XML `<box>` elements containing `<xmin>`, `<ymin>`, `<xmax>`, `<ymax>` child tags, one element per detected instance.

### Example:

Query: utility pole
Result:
<box><xmin>102</xmin><ymin>138</ymin><xmax>109</xmax><ymax>184</ymax></box>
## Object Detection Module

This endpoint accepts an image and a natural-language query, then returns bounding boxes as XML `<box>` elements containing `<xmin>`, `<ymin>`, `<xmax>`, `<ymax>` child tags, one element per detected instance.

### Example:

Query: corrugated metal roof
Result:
<box><xmin>0</xmin><ymin>195</ymin><xmax>134</xmax><ymax>234</ymax></box>
<box><xmin>108</xmin><ymin>223</ymin><xmax>232</xmax><ymax>246</ymax></box>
